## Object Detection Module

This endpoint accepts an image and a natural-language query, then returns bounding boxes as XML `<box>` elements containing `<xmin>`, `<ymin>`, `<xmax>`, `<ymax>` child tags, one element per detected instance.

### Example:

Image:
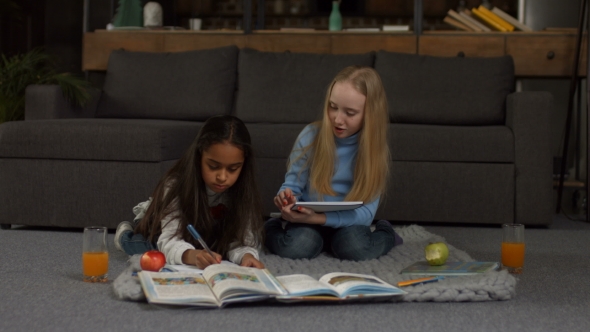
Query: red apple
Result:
<box><xmin>140</xmin><ymin>250</ymin><xmax>166</xmax><ymax>271</ymax></box>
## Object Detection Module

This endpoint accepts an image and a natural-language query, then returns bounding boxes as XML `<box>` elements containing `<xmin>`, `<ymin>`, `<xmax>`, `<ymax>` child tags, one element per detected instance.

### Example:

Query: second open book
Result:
<box><xmin>138</xmin><ymin>263</ymin><xmax>406</xmax><ymax>308</ymax></box>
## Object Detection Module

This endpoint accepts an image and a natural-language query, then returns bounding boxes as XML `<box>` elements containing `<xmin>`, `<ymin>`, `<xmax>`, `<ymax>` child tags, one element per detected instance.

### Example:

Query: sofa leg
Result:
<box><xmin>0</xmin><ymin>224</ymin><xmax>11</xmax><ymax>230</ymax></box>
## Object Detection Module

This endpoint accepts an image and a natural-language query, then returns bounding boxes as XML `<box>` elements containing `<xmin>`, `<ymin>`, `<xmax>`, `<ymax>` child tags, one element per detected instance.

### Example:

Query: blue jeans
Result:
<box><xmin>264</xmin><ymin>218</ymin><xmax>398</xmax><ymax>261</ymax></box>
<box><xmin>120</xmin><ymin>231</ymin><xmax>158</xmax><ymax>256</ymax></box>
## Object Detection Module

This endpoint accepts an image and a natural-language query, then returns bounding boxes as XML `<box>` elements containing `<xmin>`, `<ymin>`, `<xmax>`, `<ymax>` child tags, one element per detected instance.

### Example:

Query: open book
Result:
<box><xmin>275</xmin><ymin>272</ymin><xmax>406</xmax><ymax>303</ymax></box>
<box><xmin>138</xmin><ymin>265</ymin><xmax>405</xmax><ymax>307</ymax></box>
<box><xmin>139</xmin><ymin>264</ymin><xmax>286</xmax><ymax>308</ymax></box>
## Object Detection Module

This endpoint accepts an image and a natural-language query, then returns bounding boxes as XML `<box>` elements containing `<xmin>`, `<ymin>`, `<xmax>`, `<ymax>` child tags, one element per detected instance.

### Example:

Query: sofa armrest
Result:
<box><xmin>24</xmin><ymin>84</ymin><xmax>101</xmax><ymax>120</ymax></box>
<box><xmin>506</xmin><ymin>91</ymin><xmax>553</xmax><ymax>225</ymax></box>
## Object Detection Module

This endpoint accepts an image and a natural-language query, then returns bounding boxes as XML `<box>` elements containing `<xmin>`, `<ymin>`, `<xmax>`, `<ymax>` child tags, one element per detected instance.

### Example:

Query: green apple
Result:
<box><xmin>425</xmin><ymin>242</ymin><xmax>449</xmax><ymax>266</ymax></box>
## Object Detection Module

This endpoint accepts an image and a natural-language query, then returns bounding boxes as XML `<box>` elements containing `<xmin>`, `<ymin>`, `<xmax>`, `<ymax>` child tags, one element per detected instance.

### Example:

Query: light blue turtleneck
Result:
<box><xmin>278</xmin><ymin>124</ymin><xmax>380</xmax><ymax>228</ymax></box>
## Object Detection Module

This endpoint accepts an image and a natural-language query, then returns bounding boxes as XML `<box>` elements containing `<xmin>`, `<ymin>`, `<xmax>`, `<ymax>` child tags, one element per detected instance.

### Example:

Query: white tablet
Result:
<box><xmin>291</xmin><ymin>201</ymin><xmax>364</xmax><ymax>213</ymax></box>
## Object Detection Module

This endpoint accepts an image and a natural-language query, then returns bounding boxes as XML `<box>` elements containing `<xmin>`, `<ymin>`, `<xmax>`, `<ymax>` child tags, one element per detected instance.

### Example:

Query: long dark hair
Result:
<box><xmin>135</xmin><ymin>115</ymin><xmax>264</xmax><ymax>258</ymax></box>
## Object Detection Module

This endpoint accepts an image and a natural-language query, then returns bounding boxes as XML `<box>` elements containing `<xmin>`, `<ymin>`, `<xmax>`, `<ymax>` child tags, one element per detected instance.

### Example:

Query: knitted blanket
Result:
<box><xmin>113</xmin><ymin>224</ymin><xmax>516</xmax><ymax>302</ymax></box>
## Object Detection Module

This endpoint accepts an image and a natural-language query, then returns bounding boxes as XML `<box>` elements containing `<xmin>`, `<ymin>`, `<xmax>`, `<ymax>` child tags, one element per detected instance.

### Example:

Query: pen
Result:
<box><xmin>397</xmin><ymin>276</ymin><xmax>444</xmax><ymax>287</ymax></box>
<box><xmin>187</xmin><ymin>224</ymin><xmax>218</xmax><ymax>263</ymax></box>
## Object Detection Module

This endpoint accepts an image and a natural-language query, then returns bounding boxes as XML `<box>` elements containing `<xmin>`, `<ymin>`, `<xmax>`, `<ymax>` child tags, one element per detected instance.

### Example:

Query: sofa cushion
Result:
<box><xmin>235</xmin><ymin>49</ymin><xmax>374</xmax><ymax>123</ymax></box>
<box><xmin>0</xmin><ymin>119</ymin><xmax>202</xmax><ymax>162</ymax></box>
<box><xmin>246</xmin><ymin>123</ymin><xmax>308</xmax><ymax>158</ymax></box>
<box><xmin>96</xmin><ymin>46</ymin><xmax>238</xmax><ymax>120</ymax></box>
<box><xmin>375</xmin><ymin>52</ymin><xmax>514</xmax><ymax>125</ymax></box>
<box><xmin>389</xmin><ymin>124</ymin><xmax>514</xmax><ymax>163</ymax></box>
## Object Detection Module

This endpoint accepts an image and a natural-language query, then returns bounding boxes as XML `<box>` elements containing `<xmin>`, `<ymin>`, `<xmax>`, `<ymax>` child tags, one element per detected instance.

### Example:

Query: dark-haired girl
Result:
<box><xmin>114</xmin><ymin>115</ymin><xmax>265</xmax><ymax>269</ymax></box>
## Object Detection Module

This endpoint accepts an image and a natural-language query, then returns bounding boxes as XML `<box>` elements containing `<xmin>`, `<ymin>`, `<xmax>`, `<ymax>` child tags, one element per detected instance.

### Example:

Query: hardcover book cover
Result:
<box><xmin>400</xmin><ymin>261</ymin><xmax>500</xmax><ymax>276</ymax></box>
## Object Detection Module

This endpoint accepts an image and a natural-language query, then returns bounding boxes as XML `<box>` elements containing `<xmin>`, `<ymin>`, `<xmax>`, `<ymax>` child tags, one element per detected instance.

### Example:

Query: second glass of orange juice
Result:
<box><xmin>82</xmin><ymin>226</ymin><xmax>109</xmax><ymax>282</ymax></box>
<box><xmin>501</xmin><ymin>224</ymin><xmax>525</xmax><ymax>274</ymax></box>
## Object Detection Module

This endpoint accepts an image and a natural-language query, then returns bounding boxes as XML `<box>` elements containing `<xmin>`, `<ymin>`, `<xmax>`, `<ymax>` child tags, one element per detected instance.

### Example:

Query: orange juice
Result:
<box><xmin>82</xmin><ymin>251</ymin><xmax>109</xmax><ymax>276</ymax></box>
<box><xmin>501</xmin><ymin>242</ymin><xmax>525</xmax><ymax>268</ymax></box>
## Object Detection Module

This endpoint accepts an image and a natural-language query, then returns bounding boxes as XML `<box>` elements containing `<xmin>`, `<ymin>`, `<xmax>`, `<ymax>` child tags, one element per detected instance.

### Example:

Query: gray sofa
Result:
<box><xmin>0</xmin><ymin>45</ymin><xmax>553</xmax><ymax>229</ymax></box>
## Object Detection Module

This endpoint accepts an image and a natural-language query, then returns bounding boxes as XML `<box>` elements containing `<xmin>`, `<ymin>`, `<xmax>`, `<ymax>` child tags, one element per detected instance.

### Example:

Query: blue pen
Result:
<box><xmin>187</xmin><ymin>224</ymin><xmax>218</xmax><ymax>263</ymax></box>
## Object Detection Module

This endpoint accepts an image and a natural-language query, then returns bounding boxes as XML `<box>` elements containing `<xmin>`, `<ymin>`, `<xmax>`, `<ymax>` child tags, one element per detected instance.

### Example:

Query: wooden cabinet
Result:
<box><xmin>165</xmin><ymin>33</ymin><xmax>246</xmax><ymax>52</ymax></box>
<box><xmin>331</xmin><ymin>34</ymin><xmax>416</xmax><ymax>54</ymax></box>
<box><xmin>506</xmin><ymin>33</ymin><xmax>588</xmax><ymax>77</ymax></box>
<box><xmin>419</xmin><ymin>34</ymin><xmax>504</xmax><ymax>57</ymax></box>
<box><xmin>83</xmin><ymin>32</ymin><xmax>166</xmax><ymax>70</ymax></box>
<box><xmin>247</xmin><ymin>34</ymin><xmax>332</xmax><ymax>54</ymax></box>
<box><xmin>82</xmin><ymin>30</ymin><xmax>587</xmax><ymax>78</ymax></box>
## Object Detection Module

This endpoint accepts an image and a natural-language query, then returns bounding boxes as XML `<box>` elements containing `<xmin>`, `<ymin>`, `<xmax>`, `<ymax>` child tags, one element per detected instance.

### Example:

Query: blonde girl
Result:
<box><xmin>265</xmin><ymin>66</ymin><xmax>403</xmax><ymax>261</ymax></box>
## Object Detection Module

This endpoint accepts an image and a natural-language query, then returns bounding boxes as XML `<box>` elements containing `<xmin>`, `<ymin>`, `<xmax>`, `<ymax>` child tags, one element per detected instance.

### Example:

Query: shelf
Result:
<box><xmin>83</xmin><ymin>30</ymin><xmax>587</xmax><ymax>75</ymax></box>
<box><xmin>553</xmin><ymin>180</ymin><xmax>586</xmax><ymax>189</ymax></box>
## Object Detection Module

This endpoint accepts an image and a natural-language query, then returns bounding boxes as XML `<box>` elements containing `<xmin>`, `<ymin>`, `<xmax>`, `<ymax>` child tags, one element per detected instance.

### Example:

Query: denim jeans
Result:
<box><xmin>264</xmin><ymin>218</ymin><xmax>398</xmax><ymax>261</ymax></box>
<box><xmin>120</xmin><ymin>231</ymin><xmax>157</xmax><ymax>256</ymax></box>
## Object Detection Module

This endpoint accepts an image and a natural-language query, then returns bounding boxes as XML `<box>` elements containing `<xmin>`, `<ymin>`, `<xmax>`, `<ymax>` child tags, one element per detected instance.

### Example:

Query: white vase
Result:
<box><xmin>143</xmin><ymin>2</ymin><xmax>163</xmax><ymax>27</ymax></box>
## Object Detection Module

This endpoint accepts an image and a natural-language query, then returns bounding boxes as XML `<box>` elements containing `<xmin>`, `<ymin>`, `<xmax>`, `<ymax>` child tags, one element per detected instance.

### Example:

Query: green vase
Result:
<box><xmin>329</xmin><ymin>1</ymin><xmax>342</xmax><ymax>31</ymax></box>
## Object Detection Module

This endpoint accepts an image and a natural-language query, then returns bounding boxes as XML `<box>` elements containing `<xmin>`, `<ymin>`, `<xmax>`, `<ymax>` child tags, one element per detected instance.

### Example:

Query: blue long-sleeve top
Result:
<box><xmin>279</xmin><ymin>124</ymin><xmax>379</xmax><ymax>228</ymax></box>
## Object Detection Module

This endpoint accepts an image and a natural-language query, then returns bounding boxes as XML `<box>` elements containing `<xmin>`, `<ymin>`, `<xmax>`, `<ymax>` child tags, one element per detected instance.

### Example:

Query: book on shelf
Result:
<box><xmin>477</xmin><ymin>5</ymin><xmax>515</xmax><ymax>32</ymax></box>
<box><xmin>382</xmin><ymin>25</ymin><xmax>410</xmax><ymax>32</ymax></box>
<box><xmin>491</xmin><ymin>7</ymin><xmax>533</xmax><ymax>32</ymax></box>
<box><xmin>400</xmin><ymin>261</ymin><xmax>500</xmax><ymax>276</ymax></box>
<box><xmin>138</xmin><ymin>264</ymin><xmax>406</xmax><ymax>308</ymax></box>
<box><xmin>279</xmin><ymin>27</ymin><xmax>316</xmax><ymax>32</ymax></box>
<box><xmin>443</xmin><ymin>16</ymin><xmax>472</xmax><ymax>32</ymax></box>
<box><xmin>471</xmin><ymin>7</ymin><xmax>507</xmax><ymax>32</ymax></box>
<box><xmin>447</xmin><ymin>9</ymin><xmax>483</xmax><ymax>32</ymax></box>
<box><xmin>343</xmin><ymin>28</ymin><xmax>381</xmax><ymax>32</ymax></box>
<box><xmin>461</xmin><ymin>9</ymin><xmax>491</xmax><ymax>32</ymax></box>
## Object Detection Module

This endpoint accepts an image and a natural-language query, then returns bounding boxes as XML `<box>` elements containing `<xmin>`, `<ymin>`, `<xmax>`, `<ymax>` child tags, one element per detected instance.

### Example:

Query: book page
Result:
<box><xmin>202</xmin><ymin>265</ymin><xmax>286</xmax><ymax>301</ymax></box>
<box><xmin>275</xmin><ymin>274</ymin><xmax>340</xmax><ymax>297</ymax></box>
<box><xmin>318</xmin><ymin>272</ymin><xmax>405</xmax><ymax>298</ymax></box>
<box><xmin>162</xmin><ymin>260</ymin><xmax>237</xmax><ymax>273</ymax></box>
<box><xmin>138</xmin><ymin>271</ymin><xmax>219</xmax><ymax>307</ymax></box>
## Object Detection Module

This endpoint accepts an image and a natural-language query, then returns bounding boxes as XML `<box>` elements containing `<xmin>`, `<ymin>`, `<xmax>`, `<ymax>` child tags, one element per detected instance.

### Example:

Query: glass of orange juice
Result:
<box><xmin>82</xmin><ymin>226</ymin><xmax>109</xmax><ymax>282</ymax></box>
<box><xmin>501</xmin><ymin>223</ymin><xmax>525</xmax><ymax>274</ymax></box>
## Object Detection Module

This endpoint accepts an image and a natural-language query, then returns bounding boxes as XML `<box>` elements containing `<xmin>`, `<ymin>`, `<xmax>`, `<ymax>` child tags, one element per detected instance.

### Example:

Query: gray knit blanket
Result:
<box><xmin>113</xmin><ymin>224</ymin><xmax>516</xmax><ymax>302</ymax></box>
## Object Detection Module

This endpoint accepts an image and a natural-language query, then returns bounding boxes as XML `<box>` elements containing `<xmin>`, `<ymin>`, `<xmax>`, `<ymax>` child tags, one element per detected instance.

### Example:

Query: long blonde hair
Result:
<box><xmin>292</xmin><ymin>66</ymin><xmax>390</xmax><ymax>203</ymax></box>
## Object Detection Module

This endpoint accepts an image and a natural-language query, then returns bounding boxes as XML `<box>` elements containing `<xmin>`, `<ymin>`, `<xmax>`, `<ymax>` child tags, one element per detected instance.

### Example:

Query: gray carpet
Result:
<box><xmin>2</xmin><ymin>214</ymin><xmax>590</xmax><ymax>332</ymax></box>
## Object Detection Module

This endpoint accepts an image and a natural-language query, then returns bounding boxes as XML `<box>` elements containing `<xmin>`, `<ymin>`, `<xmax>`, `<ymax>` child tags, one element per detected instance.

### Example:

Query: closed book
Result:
<box><xmin>443</xmin><ymin>16</ymin><xmax>472</xmax><ymax>32</ymax></box>
<box><xmin>478</xmin><ymin>5</ymin><xmax>515</xmax><ymax>31</ymax></box>
<box><xmin>447</xmin><ymin>9</ymin><xmax>482</xmax><ymax>32</ymax></box>
<box><xmin>382</xmin><ymin>25</ymin><xmax>410</xmax><ymax>32</ymax></box>
<box><xmin>343</xmin><ymin>28</ymin><xmax>381</xmax><ymax>32</ymax></box>
<box><xmin>491</xmin><ymin>7</ymin><xmax>533</xmax><ymax>32</ymax></box>
<box><xmin>401</xmin><ymin>261</ymin><xmax>500</xmax><ymax>276</ymax></box>
<box><xmin>471</xmin><ymin>8</ymin><xmax>507</xmax><ymax>32</ymax></box>
<box><xmin>460</xmin><ymin>10</ymin><xmax>491</xmax><ymax>32</ymax></box>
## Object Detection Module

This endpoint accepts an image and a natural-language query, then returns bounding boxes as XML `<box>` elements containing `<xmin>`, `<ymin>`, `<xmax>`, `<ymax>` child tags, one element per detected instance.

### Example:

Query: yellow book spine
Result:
<box><xmin>471</xmin><ymin>8</ymin><xmax>507</xmax><ymax>32</ymax></box>
<box><xmin>477</xmin><ymin>6</ymin><xmax>515</xmax><ymax>31</ymax></box>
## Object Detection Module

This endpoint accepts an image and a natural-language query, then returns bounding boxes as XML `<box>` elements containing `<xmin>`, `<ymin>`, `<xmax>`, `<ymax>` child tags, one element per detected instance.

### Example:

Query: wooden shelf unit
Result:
<box><xmin>83</xmin><ymin>30</ymin><xmax>587</xmax><ymax>78</ymax></box>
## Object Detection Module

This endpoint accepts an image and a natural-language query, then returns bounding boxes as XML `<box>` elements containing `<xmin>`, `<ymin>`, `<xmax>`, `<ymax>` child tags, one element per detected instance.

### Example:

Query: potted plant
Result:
<box><xmin>0</xmin><ymin>48</ymin><xmax>91</xmax><ymax>123</ymax></box>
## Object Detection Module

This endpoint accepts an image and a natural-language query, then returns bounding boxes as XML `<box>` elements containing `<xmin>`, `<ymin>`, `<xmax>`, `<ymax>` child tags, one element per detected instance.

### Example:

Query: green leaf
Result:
<box><xmin>0</xmin><ymin>48</ymin><xmax>91</xmax><ymax>124</ymax></box>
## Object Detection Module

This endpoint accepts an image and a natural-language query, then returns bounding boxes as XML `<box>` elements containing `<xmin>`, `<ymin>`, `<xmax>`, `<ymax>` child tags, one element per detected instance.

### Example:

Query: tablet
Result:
<box><xmin>291</xmin><ymin>201</ymin><xmax>364</xmax><ymax>213</ymax></box>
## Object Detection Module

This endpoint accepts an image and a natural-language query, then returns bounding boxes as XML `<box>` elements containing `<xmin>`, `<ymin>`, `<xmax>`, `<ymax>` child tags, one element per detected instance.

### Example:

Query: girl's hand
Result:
<box><xmin>182</xmin><ymin>249</ymin><xmax>222</xmax><ymax>269</ymax></box>
<box><xmin>274</xmin><ymin>188</ymin><xmax>298</xmax><ymax>210</ymax></box>
<box><xmin>280</xmin><ymin>204</ymin><xmax>326</xmax><ymax>225</ymax></box>
<box><xmin>240</xmin><ymin>253</ymin><xmax>265</xmax><ymax>269</ymax></box>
